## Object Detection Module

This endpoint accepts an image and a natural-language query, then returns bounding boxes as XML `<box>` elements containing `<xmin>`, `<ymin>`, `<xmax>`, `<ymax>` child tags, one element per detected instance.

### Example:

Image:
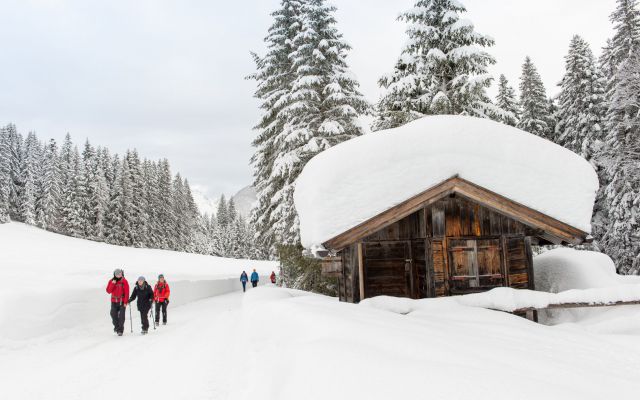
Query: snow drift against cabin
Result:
<box><xmin>294</xmin><ymin>116</ymin><xmax>599</xmax><ymax>249</ymax></box>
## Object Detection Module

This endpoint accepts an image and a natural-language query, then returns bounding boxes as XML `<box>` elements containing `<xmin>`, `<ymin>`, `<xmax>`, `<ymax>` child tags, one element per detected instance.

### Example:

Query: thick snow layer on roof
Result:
<box><xmin>295</xmin><ymin>115</ymin><xmax>598</xmax><ymax>249</ymax></box>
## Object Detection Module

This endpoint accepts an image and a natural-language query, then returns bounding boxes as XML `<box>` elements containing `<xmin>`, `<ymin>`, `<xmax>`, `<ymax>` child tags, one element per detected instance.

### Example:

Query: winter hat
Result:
<box><xmin>137</xmin><ymin>276</ymin><xmax>145</xmax><ymax>282</ymax></box>
<box><xmin>158</xmin><ymin>274</ymin><xmax>164</xmax><ymax>279</ymax></box>
<box><xmin>113</xmin><ymin>268</ymin><xmax>123</xmax><ymax>276</ymax></box>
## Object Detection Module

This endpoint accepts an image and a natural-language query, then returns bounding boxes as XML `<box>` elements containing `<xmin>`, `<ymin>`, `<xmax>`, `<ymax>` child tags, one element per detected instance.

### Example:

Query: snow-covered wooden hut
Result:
<box><xmin>294</xmin><ymin>116</ymin><xmax>599</xmax><ymax>303</ymax></box>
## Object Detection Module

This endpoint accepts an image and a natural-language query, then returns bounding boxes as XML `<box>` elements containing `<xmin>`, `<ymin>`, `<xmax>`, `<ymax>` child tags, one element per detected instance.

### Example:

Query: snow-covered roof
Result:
<box><xmin>294</xmin><ymin>115</ymin><xmax>599</xmax><ymax>249</ymax></box>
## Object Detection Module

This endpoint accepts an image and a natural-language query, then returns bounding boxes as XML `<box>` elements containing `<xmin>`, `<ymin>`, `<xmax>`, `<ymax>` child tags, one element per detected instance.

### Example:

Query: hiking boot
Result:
<box><xmin>117</xmin><ymin>332</ymin><xmax>123</xmax><ymax>337</ymax></box>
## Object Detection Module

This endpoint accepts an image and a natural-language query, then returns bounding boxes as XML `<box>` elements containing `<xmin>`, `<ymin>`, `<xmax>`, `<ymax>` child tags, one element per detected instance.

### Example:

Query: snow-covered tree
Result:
<box><xmin>4</xmin><ymin>125</ymin><xmax>24</xmax><ymax>221</ymax></box>
<box><xmin>556</xmin><ymin>36</ymin><xmax>606</xmax><ymax>158</ymax></box>
<box><xmin>517</xmin><ymin>57</ymin><xmax>552</xmax><ymax>139</ymax></box>
<box><xmin>495</xmin><ymin>74</ymin><xmax>519</xmax><ymax>126</ymax></box>
<box><xmin>82</xmin><ymin>140</ymin><xmax>108</xmax><ymax>240</ymax></box>
<box><xmin>249</xmin><ymin>0</ymin><xmax>307</xmax><ymax>256</ymax></box>
<box><xmin>600</xmin><ymin>47</ymin><xmax>640</xmax><ymax>274</ymax></box>
<box><xmin>0</xmin><ymin>126</ymin><xmax>11</xmax><ymax>223</ymax></box>
<box><xmin>35</xmin><ymin>139</ymin><xmax>60</xmax><ymax>230</ymax></box>
<box><xmin>373</xmin><ymin>0</ymin><xmax>500</xmax><ymax>131</ymax></box>
<box><xmin>250</xmin><ymin>0</ymin><xmax>368</xmax><ymax>253</ymax></box>
<box><xmin>20</xmin><ymin>132</ymin><xmax>42</xmax><ymax>225</ymax></box>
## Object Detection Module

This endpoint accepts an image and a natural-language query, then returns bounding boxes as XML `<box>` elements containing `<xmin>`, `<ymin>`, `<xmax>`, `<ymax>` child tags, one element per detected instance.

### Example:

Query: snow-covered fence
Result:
<box><xmin>455</xmin><ymin>285</ymin><xmax>640</xmax><ymax>315</ymax></box>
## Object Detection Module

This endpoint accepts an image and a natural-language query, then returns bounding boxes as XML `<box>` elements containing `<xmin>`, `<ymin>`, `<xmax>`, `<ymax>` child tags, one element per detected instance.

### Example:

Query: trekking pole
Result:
<box><xmin>129</xmin><ymin>303</ymin><xmax>133</xmax><ymax>333</ymax></box>
<box><xmin>151</xmin><ymin>304</ymin><xmax>156</xmax><ymax>330</ymax></box>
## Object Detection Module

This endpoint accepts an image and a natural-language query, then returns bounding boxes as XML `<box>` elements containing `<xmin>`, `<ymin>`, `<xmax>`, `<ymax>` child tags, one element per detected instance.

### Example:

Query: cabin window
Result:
<box><xmin>447</xmin><ymin>238</ymin><xmax>503</xmax><ymax>293</ymax></box>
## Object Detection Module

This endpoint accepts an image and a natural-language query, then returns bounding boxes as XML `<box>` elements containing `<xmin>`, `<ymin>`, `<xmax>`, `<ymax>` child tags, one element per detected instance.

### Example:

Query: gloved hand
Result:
<box><xmin>166</xmin><ymin>299</ymin><xmax>169</xmax><ymax>305</ymax></box>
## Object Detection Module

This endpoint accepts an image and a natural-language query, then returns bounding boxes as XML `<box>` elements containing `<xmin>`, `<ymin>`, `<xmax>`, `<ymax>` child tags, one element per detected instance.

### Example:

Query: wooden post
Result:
<box><xmin>357</xmin><ymin>242</ymin><xmax>365</xmax><ymax>302</ymax></box>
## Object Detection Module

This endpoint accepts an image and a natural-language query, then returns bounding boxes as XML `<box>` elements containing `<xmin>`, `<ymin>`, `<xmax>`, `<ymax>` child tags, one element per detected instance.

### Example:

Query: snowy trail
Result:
<box><xmin>0</xmin><ymin>291</ymin><xmax>247</xmax><ymax>400</ymax></box>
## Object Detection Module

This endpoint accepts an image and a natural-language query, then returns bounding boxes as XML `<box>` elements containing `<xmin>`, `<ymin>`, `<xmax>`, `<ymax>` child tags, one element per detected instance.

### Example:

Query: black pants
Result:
<box><xmin>242</xmin><ymin>282</ymin><xmax>247</xmax><ymax>292</ymax></box>
<box><xmin>251</xmin><ymin>281</ymin><xmax>258</xmax><ymax>288</ymax></box>
<box><xmin>155</xmin><ymin>301</ymin><xmax>168</xmax><ymax>323</ymax></box>
<box><xmin>139</xmin><ymin>308</ymin><xmax>150</xmax><ymax>331</ymax></box>
<box><xmin>110</xmin><ymin>303</ymin><xmax>126</xmax><ymax>333</ymax></box>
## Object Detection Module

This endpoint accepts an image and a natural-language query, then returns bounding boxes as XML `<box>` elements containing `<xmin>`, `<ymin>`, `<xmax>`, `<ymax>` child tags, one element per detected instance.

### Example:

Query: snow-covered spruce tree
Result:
<box><xmin>250</xmin><ymin>0</ymin><xmax>368</xmax><ymax>258</ymax></box>
<box><xmin>517</xmin><ymin>57</ymin><xmax>552</xmax><ymax>139</ymax></box>
<box><xmin>600</xmin><ymin>47</ymin><xmax>640</xmax><ymax>274</ymax></box>
<box><xmin>602</xmin><ymin>0</ymin><xmax>640</xmax><ymax>87</ymax></box>
<box><xmin>495</xmin><ymin>74</ymin><xmax>519</xmax><ymax>126</ymax></box>
<box><xmin>82</xmin><ymin>140</ymin><xmax>109</xmax><ymax>240</ymax></box>
<box><xmin>0</xmin><ymin>126</ymin><xmax>11</xmax><ymax>223</ymax></box>
<box><xmin>35</xmin><ymin>139</ymin><xmax>60</xmax><ymax>230</ymax></box>
<box><xmin>556</xmin><ymin>36</ymin><xmax>606</xmax><ymax>158</ymax></box>
<box><xmin>57</xmin><ymin>134</ymin><xmax>75</xmax><ymax>234</ymax></box>
<box><xmin>105</xmin><ymin>154</ymin><xmax>134</xmax><ymax>245</ymax></box>
<box><xmin>4</xmin><ymin>124</ymin><xmax>24</xmax><ymax>221</ymax></box>
<box><xmin>373</xmin><ymin>0</ymin><xmax>502</xmax><ymax>131</ymax></box>
<box><xmin>125</xmin><ymin>150</ymin><xmax>148</xmax><ymax>247</ymax></box>
<box><xmin>155</xmin><ymin>159</ymin><xmax>175</xmax><ymax>250</ymax></box>
<box><xmin>63</xmin><ymin>147</ymin><xmax>87</xmax><ymax>238</ymax></box>
<box><xmin>20</xmin><ymin>132</ymin><xmax>42</xmax><ymax>225</ymax></box>
<box><xmin>249</xmin><ymin>0</ymin><xmax>306</xmax><ymax>256</ymax></box>
<box><xmin>142</xmin><ymin>159</ymin><xmax>160</xmax><ymax>248</ymax></box>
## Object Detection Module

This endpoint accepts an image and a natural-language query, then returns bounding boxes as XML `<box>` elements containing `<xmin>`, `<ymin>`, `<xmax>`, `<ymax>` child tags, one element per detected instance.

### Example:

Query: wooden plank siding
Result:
<box><xmin>335</xmin><ymin>184</ymin><xmax>560</xmax><ymax>303</ymax></box>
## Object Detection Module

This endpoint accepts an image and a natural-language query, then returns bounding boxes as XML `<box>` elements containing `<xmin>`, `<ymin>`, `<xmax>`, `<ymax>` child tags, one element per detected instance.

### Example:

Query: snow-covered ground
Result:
<box><xmin>1</xmin><ymin>224</ymin><xmax>640</xmax><ymax>399</ymax></box>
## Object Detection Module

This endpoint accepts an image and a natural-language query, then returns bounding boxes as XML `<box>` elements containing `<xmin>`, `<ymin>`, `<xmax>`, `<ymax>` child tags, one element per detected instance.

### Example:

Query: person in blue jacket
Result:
<box><xmin>250</xmin><ymin>269</ymin><xmax>259</xmax><ymax>288</ymax></box>
<box><xmin>240</xmin><ymin>271</ymin><xmax>248</xmax><ymax>292</ymax></box>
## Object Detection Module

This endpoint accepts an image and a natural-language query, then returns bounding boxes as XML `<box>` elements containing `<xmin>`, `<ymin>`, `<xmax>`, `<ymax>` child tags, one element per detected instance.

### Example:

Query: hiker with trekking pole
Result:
<box><xmin>106</xmin><ymin>268</ymin><xmax>130</xmax><ymax>336</ymax></box>
<box><xmin>129</xmin><ymin>276</ymin><xmax>154</xmax><ymax>335</ymax></box>
<box><xmin>154</xmin><ymin>274</ymin><xmax>170</xmax><ymax>326</ymax></box>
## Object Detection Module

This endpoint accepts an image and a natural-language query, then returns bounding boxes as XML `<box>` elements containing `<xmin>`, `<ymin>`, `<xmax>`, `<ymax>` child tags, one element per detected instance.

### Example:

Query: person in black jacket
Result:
<box><xmin>129</xmin><ymin>276</ymin><xmax>154</xmax><ymax>334</ymax></box>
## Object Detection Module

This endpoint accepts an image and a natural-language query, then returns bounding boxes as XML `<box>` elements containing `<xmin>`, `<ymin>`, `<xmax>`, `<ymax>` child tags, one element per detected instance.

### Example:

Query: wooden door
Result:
<box><xmin>363</xmin><ymin>241</ymin><xmax>413</xmax><ymax>298</ymax></box>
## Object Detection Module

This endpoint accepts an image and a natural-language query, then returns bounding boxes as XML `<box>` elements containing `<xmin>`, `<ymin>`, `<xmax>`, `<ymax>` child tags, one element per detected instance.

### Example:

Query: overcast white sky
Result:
<box><xmin>0</xmin><ymin>0</ymin><xmax>617</xmax><ymax>198</ymax></box>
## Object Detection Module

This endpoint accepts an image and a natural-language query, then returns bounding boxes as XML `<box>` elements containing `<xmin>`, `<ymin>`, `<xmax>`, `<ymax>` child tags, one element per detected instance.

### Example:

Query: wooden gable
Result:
<box><xmin>324</xmin><ymin>176</ymin><xmax>589</xmax><ymax>250</ymax></box>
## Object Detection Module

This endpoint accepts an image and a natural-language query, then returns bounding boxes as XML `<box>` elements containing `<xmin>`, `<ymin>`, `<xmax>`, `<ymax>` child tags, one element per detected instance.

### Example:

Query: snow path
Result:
<box><xmin>0</xmin><ymin>291</ymin><xmax>246</xmax><ymax>400</ymax></box>
<box><xmin>2</xmin><ymin>287</ymin><xmax>640</xmax><ymax>400</ymax></box>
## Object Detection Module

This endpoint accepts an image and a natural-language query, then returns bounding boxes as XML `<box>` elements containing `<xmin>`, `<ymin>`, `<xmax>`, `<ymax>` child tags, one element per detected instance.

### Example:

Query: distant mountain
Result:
<box><xmin>191</xmin><ymin>185</ymin><xmax>257</xmax><ymax>219</ymax></box>
<box><xmin>191</xmin><ymin>188</ymin><xmax>218</xmax><ymax>216</ymax></box>
<box><xmin>231</xmin><ymin>185</ymin><xmax>257</xmax><ymax>218</ymax></box>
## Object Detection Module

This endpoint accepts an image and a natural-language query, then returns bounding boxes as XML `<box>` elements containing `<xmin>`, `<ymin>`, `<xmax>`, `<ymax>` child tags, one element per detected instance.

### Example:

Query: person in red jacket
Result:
<box><xmin>154</xmin><ymin>274</ymin><xmax>170</xmax><ymax>325</ymax></box>
<box><xmin>106</xmin><ymin>268</ymin><xmax>129</xmax><ymax>336</ymax></box>
<box><xmin>270</xmin><ymin>271</ymin><xmax>276</xmax><ymax>284</ymax></box>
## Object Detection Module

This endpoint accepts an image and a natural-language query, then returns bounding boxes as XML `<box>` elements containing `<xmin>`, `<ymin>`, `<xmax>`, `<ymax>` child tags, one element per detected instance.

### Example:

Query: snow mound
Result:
<box><xmin>295</xmin><ymin>115</ymin><xmax>598</xmax><ymax>248</ymax></box>
<box><xmin>534</xmin><ymin>248</ymin><xmax>640</xmax><ymax>292</ymax></box>
<box><xmin>533</xmin><ymin>248</ymin><xmax>640</xmax><ymax>325</ymax></box>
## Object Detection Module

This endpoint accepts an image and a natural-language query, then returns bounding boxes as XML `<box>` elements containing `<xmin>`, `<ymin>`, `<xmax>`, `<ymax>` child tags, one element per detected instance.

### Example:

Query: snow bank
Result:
<box><xmin>295</xmin><ymin>115</ymin><xmax>598</xmax><ymax>248</ymax></box>
<box><xmin>533</xmin><ymin>248</ymin><xmax>640</xmax><ymax>325</ymax></box>
<box><xmin>0</xmin><ymin>223</ymin><xmax>277</xmax><ymax>340</ymax></box>
<box><xmin>534</xmin><ymin>247</ymin><xmax>640</xmax><ymax>291</ymax></box>
<box><xmin>228</xmin><ymin>287</ymin><xmax>640</xmax><ymax>400</ymax></box>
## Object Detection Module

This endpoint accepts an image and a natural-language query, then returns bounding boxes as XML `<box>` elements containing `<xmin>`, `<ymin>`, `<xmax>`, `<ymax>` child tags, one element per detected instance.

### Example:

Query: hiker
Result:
<box><xmin>250</xmin><ymin>269</ymin><xmax>259</xmax><ymax>288</ymax></box>
<box><xmin>154</xmin><ymin>274</ymin><xmax>170</xmax><ymax>325</ymax></box>
<box><xmin>129</xmin><ymin>276</ymin><xmax>154</xmax><ymax>334</ymax></box>
<box><xmin>270</xmin><ymin>271</ymin><xmax>276</xmax><ymax>284</ymax></box>
<box><xmin>240</xmin><ymin>271</ymin><xmax>248</xmax><ymax>292</ymax></box>
<box><xmin>106</xmin><ymin>268</ymin><xmax>130</xmax><ymax>336</ymax></box>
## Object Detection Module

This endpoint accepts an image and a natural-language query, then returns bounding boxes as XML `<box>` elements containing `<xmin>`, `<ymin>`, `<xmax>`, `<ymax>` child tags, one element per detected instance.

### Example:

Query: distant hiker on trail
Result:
<box><xmin>250</xmin><ymin>269</ymin><xmax>259</xmax><ymax>288</ymax></box>
<box><xmin>154</xmin><ymin>274</ymin><xmax>170</xmax><ymax>325</ymax></box>
<box><xmin>106</xmin><ymin>268</ymin><xmax>129</xmax><ymax>336</ymax></box>
<box><xmin>240</xmin><ymin>271</ymin><xmax>248</xmax><ymax>292</ymax></box>
<box><xmin>270</xmin><ymin>271</ymin><xmax>276</xmax><ymax>285</ymax></box>
<box><xmin>129</xmin><ymin>276</ymin><xmax>154</xmax><ymax>335</ymax></box>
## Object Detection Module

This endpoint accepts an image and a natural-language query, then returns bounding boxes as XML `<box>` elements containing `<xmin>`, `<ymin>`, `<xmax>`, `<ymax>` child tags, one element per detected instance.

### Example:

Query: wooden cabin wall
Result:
<box><xmin>338</xmin><ymin>195</ymin><xmax>535</xmax><ymax>302</ymax></box>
